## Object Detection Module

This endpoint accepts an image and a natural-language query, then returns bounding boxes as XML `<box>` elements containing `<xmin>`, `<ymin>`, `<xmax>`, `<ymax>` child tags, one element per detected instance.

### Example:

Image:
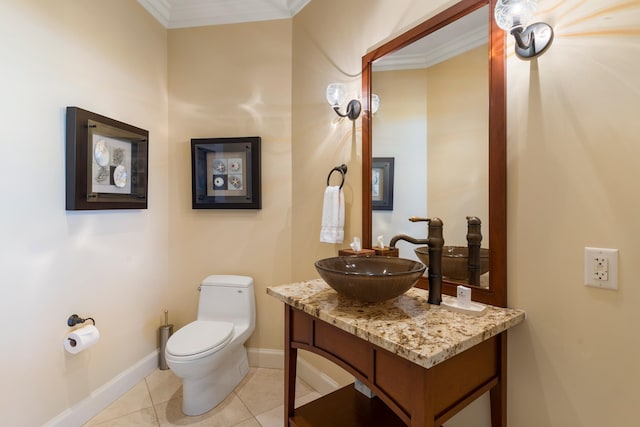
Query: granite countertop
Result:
<box><xmin>267</xmin><ymin>279</ymin><xmax>526</xmax><ymax>369</ymax></box>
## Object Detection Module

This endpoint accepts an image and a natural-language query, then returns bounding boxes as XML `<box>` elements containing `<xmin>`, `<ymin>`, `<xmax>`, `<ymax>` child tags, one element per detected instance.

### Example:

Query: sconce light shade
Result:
<box><xmin>494</xmin><ymin>0</ymin><xmax>537</xmax><ymax>30</ymax></box>
<box><xmin>371</xmin><ymin>94</ymin><xmax>380</xmax><ymax>114</ymax></box>
<box><xmin>326</xmin><ymin>83</ymin><xmax>347</xmax><ymax>107</ymax></box>
<box><xmin>494</xmin><ymin>0</ymin><xmax>553</xmax><ymax>59</ymax></box>
<box><xmin>326</xmin><ymin>83</ymin><xmax>361</xmax><ymax>120</ymax></box>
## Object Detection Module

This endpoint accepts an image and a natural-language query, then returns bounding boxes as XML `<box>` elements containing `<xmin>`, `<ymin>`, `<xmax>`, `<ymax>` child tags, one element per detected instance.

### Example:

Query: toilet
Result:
<box><xmin>165</xmin><ymin>275</ymin><xmax>256</xmax><ymax>416</ymax></box>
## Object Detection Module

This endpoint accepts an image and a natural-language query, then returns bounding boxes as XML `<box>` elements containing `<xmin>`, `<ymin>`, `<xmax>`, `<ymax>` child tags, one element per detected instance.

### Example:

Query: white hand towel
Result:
<box><xmin>320</xmin><ymin>185</ymin><xmax>345</xmax><ymax>244</ymax></box>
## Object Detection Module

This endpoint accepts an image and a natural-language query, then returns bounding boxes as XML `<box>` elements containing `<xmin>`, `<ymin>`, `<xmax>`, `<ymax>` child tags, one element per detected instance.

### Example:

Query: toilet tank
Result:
<box><xmin>197</xmin><ymin>275</ymin><xmax>255</xmax><ymax>328</ymax></box>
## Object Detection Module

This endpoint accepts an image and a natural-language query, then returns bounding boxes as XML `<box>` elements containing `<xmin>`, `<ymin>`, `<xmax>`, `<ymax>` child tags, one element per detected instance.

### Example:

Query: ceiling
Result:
<box><xmin>137</xmin><ymin>0</ymin><xmax>311</xmax><ymax>29</ymax></box>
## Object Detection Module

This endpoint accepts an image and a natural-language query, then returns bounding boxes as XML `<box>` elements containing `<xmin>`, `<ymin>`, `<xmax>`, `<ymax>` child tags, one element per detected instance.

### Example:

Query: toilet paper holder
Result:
<box><xmin>64</xmin><ymin>315</ymin><xmax>100</xmax><ymax>352</ymax></box>
<box><xmin>67</xmin><ymin>314</ymin><xmax>95</xmax><ymax>327</ymax></box>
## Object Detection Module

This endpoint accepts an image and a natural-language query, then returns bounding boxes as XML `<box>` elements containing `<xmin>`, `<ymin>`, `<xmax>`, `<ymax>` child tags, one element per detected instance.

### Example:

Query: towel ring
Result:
<box><xmin>327</xmin><ymin>164</ymin><xmax>348</xmax><ymax>189</ymax></box>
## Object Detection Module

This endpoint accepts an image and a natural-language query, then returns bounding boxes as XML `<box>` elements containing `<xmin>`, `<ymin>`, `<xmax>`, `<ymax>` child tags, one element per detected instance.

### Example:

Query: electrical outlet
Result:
<box><xmin>584</xmin><ymin>247</ymin><xmax>618</xmax><ymax>290</ymax></box>
<box><xmin>593</xmin><ymin>256</ymin><xmax>608</xmax><ymax>280</ymax></box>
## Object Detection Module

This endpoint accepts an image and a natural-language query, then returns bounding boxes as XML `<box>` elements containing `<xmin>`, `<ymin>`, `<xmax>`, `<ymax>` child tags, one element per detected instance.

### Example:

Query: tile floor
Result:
<box><xmin>84</xmin><ymin>367</ymin><xmax>321</xmax><ymax>426</ymax></box>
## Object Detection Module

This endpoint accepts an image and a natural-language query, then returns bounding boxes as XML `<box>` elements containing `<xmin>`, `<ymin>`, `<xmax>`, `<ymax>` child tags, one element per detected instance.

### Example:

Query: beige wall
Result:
<box><xmin>290</xmin><ymin>0</ymin><xmax>457</xmax><ymax>285</ymax></box>
<box><xmin>292</xmin><ymin>0</ymin><xmax>640</xmax><ymax>426</ymax></box>
<box><xmin>167</xmin><ymin>20</ymin><xmax>293</xmax><ymax>350</ymax></box>
<box><xmin>506</xmin><ymin>1</ymin><xmax>640</xmax><ymax>425</ymax></box>
<box><xmin>0</xmin><ymin>1</ymin><xmax>168</xmax><ymax>425</ymax></box>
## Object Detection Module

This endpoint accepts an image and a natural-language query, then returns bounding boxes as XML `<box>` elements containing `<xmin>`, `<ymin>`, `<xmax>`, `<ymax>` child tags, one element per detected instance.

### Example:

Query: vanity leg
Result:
<box><xmin>410</xmin><ymin>365</ymin><xmax>437</xmax><ymax>427</ymax></box>
<box><xmin>284</xmin><ymin>306</ymin><xmax>297</xmax><ymax>425</ymax></box>
<box><xmin>490</xmin><ymin>332</ymin><xmax>508</xmax><ymax>426</ymax></box>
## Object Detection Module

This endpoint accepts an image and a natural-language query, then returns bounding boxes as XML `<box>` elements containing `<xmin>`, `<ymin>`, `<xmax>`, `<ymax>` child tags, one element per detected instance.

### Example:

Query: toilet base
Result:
<box><xmin>181</xmin><ymin>345</ymin><xmax>250</xmax><ymax>416</ymax></box>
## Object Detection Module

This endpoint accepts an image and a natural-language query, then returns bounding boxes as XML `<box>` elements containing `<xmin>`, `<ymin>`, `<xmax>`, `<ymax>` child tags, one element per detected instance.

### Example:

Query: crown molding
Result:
<box><xmin>287</xmin><ymin>0</ymin><xmax>310</xmax><ymax>16</ymax></box>
<box><xmin>137</xmin><ymin>0</ymin><xmax>171</xmax><ymax>28</ymax></box>
<box><xmin>373</xmin><ymin>25</ymin><xmax>488</xmax><ymax>72</ymax></box>
<box><xmin>137</xmin><ymin>0</ymin><xmax>311</xmax><ymax>29</ymax></box>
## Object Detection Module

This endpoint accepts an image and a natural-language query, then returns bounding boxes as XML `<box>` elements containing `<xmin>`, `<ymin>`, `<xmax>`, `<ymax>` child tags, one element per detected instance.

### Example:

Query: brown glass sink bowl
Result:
<box><xmin>414</xmin><ymin>246</ymin><xmax>489</xmax><ymax>280</ymax></box>
<box><xmin>314</xmin><ymin>256</ymin><xmax>426</xmax><ymax>303</ymax></box>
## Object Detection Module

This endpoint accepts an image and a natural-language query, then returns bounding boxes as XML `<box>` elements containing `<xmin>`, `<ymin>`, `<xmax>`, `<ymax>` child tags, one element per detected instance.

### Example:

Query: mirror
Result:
<box><xmin>371</xmin><ymin>7</ymin><xmax>489</xmax><ymax>267</ymax></box>
<box><xmin>362</xmin><ymin>0</ymin><xmax>506</xmax><ymax>307</ymax></box>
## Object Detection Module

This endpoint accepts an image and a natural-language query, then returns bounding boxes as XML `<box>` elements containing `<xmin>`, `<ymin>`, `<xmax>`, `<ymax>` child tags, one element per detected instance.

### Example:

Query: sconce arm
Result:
<box><xmin>333</xmin><ymin>99</ymin><xmax>361</xmax><ymax>120</ymax></box>
<box><xmin>510</xmin><ymin>26</ymin><xmax>531</xmax><ymax>50</ymax></box>
<box><xmin>509</xmin><ymin>22</ymin><xmax>554</xmax><ymax>59</ymax></box>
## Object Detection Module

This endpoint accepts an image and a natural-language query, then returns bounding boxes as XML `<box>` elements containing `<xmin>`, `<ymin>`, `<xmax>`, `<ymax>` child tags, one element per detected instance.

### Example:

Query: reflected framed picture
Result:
<box><xmin>372</xmin><ymin>157</ymin><xmax>394</xmax><ymax>211</ymax></box>
<box><xmin>191</xmin><ymin>137</ymin><xmax>261</xmax><ymax>209</ymax></box>
<box><xmin>65</xmin><ymin>107</ymin><xmax>149</xmax><ymax>210</ymax></box>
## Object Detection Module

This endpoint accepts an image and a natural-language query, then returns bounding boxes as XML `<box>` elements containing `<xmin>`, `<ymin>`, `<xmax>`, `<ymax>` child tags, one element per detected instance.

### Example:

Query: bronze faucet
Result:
<box><xmin>466</xmin><ymin>216</ymin><xmax>482</xmax><ymax>287</ymax></box>
<box><xmin>389</xmin><ymin>217</ymin><xmax>444</xmax><ymax>305</ymax></box>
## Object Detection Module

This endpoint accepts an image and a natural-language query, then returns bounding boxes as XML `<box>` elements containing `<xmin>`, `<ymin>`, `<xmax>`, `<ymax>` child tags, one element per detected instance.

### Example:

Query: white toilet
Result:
<box><xmin>165</xmin><ymin>275</ymin><xmax>256</xmax><ymax>416</ymax></box>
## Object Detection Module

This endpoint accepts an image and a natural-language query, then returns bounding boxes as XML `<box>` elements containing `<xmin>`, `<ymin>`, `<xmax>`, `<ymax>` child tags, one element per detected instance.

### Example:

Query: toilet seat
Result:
<box><xmin>167</xmin><ymin>320</ymin><xmax>234</xmax><ymax>361</ymax></box>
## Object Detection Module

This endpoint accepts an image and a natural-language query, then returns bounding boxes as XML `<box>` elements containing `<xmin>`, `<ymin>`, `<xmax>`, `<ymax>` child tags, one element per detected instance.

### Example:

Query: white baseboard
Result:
<box><xmin>247</xmin><ymin>347</ymin><xmax>340</xmax><ymax>395</ymax></box>
<box><xmin>44</xmin><ymin>350</ymin><xmax>159</xmax><ymax>427</ymax></box>
<box><xmin>247</xmin><ymin>347</ymin><xmax>284</xmax><ymax>369</ymax></box>
<box><xmin>45</xmin><ymin>348</ymin><xmax>340</xmax><ymax>427</ymax></box>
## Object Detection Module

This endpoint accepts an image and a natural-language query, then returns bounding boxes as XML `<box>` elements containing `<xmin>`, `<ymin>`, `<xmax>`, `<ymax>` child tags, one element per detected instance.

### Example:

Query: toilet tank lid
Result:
<box><xmin>201</xmin><ymin>275</ymin><xmax>253</xmax><ymax>288</ymax></box>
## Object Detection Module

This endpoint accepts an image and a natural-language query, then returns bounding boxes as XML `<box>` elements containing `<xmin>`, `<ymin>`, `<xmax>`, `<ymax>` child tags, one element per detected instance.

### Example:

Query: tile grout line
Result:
<box><xmin>230</xmin><ymin>390</ymin><xmax>261</xmax><ymax>426</ymax></box>
<box><xmin>144</xmin><ymin>376</ymin><xmax>162</xmax><ymax>426</ymax></box>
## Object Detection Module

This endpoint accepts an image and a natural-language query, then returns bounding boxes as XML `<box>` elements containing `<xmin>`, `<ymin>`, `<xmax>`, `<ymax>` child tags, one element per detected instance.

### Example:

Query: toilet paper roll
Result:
<box><xmin>64</xmin><ymin>325</ymin><xmax>100</xmax><ymax>354</ymax></box>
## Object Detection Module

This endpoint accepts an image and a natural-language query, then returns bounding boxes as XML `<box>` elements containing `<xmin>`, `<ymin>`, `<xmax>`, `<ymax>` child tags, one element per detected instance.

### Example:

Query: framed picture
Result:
<box><xmin>66</xmin><ymin>107</ymin><xmax>149</xmax><ymax>210</ymax></box>
<box><xmin>191</xmin><ymin>137</ymin><xmax>261</xmax><ymax>209</ymax></box>
<box><xmin>372</xmin><ymin>157</ymin><xmax>394</xmax><ymax>211</ymax></box>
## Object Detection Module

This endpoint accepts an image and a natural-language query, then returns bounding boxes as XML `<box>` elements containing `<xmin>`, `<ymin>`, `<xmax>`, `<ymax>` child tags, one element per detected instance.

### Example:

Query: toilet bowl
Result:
<box><xmin>165</xmin><ymin>275</ymin><xmax>256</xmax><ymax>416</ymax></box>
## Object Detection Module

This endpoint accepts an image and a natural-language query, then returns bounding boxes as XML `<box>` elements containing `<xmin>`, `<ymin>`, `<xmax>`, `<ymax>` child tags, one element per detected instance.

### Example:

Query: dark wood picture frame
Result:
<box><xmin>66</xmin><ymin>107</ymin><xmax>149</xmax><ymax>210</ymax></box>
<box><xmin>372</xmin><ymin>157</ymin><xmax>394</xmax><ymax>211</ymax></box>
<box><xmin>191</xmin><ymin>137</ymin><xmax>261</xmax><ymax>209</ymax></box>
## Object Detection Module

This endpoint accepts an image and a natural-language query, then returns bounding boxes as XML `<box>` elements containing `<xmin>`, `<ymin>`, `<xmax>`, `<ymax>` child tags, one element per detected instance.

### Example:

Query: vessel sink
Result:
<box><xmin>414</xmin><ymin>246</ymin><xmax>489</xmax><ymax>280</ymax></box>
<box><xmin>314</xmin><ymin>256</ymin><xmax>426</xmax><ymax>302</ymax></box>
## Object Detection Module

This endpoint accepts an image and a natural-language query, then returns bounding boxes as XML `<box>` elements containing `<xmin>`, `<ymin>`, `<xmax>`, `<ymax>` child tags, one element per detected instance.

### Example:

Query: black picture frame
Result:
<box><xmin>191</xmin><ymin>137</ymin><xmax>261</xmax><ymax>209</ymax></box>
<box><xmin>66</xmin><ymin>107</ymin><xmax>149</xmax><ymax>210</ymax></box>
<box><xmin>372</xmin><ymin>157</ymin><xmax>394</xmax><ymax>211</ymax></box>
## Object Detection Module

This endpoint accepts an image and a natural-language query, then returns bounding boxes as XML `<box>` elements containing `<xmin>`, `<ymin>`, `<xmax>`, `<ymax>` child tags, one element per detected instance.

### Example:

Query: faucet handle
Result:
<box><xmin>409</xmin><ymin>216</ymin><xmax>430</xmax><ymax>223</ymax></box>
<box><xmin>466</xmin><ymin>216</ymin><xmax>481</xmax><ymax>225</ymax></box>
<box><xmin>466</xmin><ymin>216</ymin><xmax>482</xmax><ymax>243</ymax></box>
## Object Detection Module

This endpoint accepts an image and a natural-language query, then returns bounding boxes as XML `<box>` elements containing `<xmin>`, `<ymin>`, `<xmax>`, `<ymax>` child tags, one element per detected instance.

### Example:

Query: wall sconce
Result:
<box><xmin>326</xmin><ymin>83</ymin><xmax>361</xmax><ymax>120</ymax></box>
<box><xmin>494</xmin><ymin>0</ymin><xmax>554</xmax><ymax>59</ymax></box>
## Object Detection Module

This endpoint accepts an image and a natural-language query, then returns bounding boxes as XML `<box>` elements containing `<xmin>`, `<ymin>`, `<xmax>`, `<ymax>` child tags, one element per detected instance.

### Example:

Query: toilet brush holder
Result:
<box><xmin>159</xmin><ymin>311</ymin><xmax>173</xmax><ymax>370</ymax></box>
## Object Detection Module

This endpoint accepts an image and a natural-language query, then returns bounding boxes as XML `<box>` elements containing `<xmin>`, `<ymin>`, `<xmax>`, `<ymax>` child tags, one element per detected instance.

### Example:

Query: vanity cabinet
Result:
<box><xmin>268</xmin><ymin>280</ymin><xmax>525</xmax><ymax>427</ymax></box>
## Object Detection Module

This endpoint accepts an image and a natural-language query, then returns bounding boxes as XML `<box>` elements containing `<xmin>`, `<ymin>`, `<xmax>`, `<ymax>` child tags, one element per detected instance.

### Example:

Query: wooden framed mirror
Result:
<box><xmin>362</xmin><ymin>0</ymin><xmax>506</xmax><ymax>307</ymax></box>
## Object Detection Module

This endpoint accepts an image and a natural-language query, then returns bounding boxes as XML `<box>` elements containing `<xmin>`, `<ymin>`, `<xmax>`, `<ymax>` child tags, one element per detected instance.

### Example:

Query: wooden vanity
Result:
<box><xmin>267</xmin><ymin>279</ymin><xmax>525</xmax><ymax>427</ymax></box>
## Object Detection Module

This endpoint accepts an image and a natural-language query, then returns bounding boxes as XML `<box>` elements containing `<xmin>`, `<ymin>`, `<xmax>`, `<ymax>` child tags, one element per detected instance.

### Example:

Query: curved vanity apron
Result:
<box><xmin>166</xmin><ymin>320</ymin><xmax>234</xmax><ymax>361</ymax></box>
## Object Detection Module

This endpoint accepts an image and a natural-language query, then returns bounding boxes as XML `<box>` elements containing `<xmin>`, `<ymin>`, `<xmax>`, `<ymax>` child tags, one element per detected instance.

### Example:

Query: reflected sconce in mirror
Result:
<box><xmin>371</xmin><ymin>94</ymin><xmax>380</xmax><ymax>114</ymax></box>
<box><xmin>494</xmin><ymin>0</ymin><xmax>553</xmax><ymax>59</ymax></box>
<box><xmin>326</xmin><ymin>83</ymin><xmax>361</xmax><ymax>120</ymax></box>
